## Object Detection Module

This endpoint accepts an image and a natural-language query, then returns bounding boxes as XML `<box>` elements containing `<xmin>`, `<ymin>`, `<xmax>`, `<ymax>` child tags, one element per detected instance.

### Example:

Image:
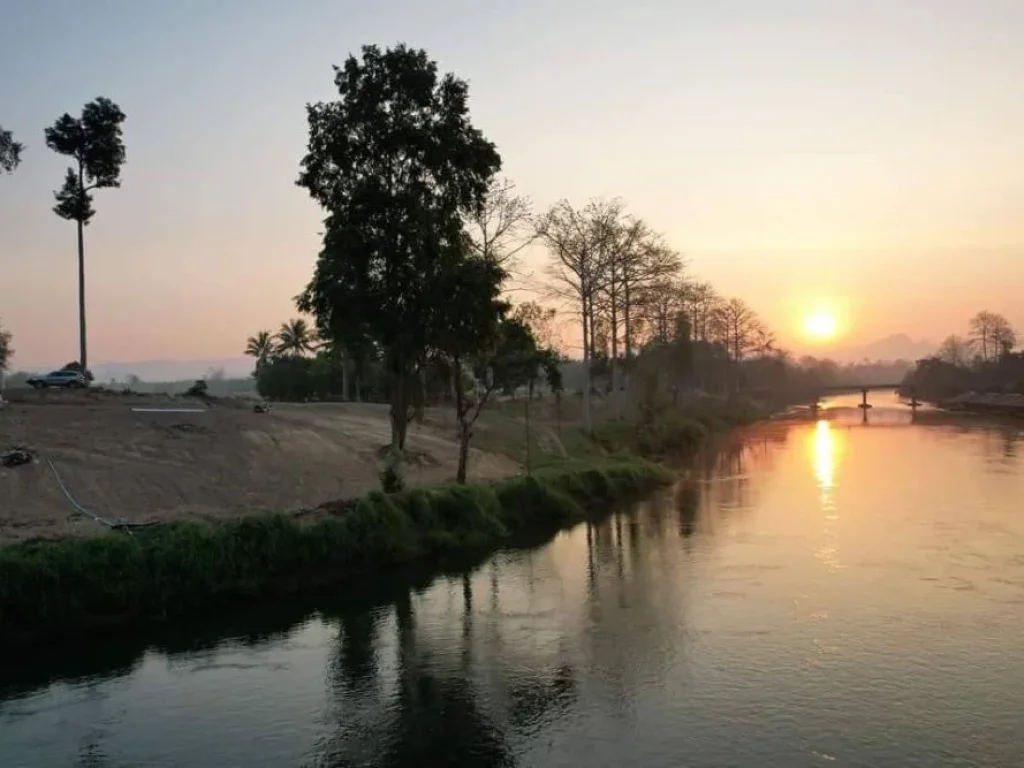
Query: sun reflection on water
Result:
<box><xmin>814</xmin><ymin>420</ymin><xmax>835</xmax><ymax>491</ymax></box>
<box><xmin>812</xmin><ymin>420</ymin><xmax>842</xmax><ymax>572</ymax></box>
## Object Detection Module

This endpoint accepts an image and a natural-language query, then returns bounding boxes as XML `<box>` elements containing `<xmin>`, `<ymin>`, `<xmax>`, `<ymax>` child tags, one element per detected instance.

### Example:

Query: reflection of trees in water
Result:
<box><xmin>1004</xmin><ymin>430</ymin><xmax>1020</xmax><ymax>460</ymax></box>
<box><xmin>975</xmin><ymin>426</ymin><xmax>1021</xmax><ymax>465</ymax></box>
<box><xmin>334</xmin><ymin>608</ymin><xmax>383</xmax><ymax>695</ymax></box>
<box><xmin>374</xmin><ymin>591</ymin><xmax>514</xmax><ymax>768</ymax></box>
<box><xmin>681</xmin><ymin>430</ymin><xmax>782</xmax><ymax>534</ymax></box>
<box><xmin>674</xmin><ymin>483</ymin><xmax>700</xmax><ymax>539</ymax></box>
<box><xmin>73</xmin><ymin>742</ymin><xmax>122</xmax><ymax>768</ymax></box>
<box><xmin>317</xmin><ymin>570</ymin><xmax>578</xmax><ymax>767</ymax></box>
<box><xmin>577</xmin><ymin>499</ymin><xmax>693</xmax><ymax>723</ymax></box>
<box><xmin>933</xmin><ymin>423</ymin><xmax>1024</xmax><ymax>468</ymax></box>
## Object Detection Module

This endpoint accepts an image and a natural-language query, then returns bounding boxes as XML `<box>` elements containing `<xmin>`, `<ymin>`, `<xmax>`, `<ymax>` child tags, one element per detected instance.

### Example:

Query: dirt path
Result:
<box><xmin>0</xmin><ymin>397</ymin><xmax>519</xmax><ymax>543</ymax></box>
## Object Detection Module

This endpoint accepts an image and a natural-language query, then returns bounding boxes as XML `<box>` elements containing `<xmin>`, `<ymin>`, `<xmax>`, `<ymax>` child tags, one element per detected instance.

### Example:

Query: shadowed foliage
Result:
<box><xmin>296</xmin><ymin>43</ymin><xmax>502</xmax><ymax>457</ymax></box>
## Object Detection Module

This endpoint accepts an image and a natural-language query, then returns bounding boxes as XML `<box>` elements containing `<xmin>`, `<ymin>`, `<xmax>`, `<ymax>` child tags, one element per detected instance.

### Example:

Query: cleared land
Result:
<box><xmin>0</xmin><ymin>389</ymin><xmax>522</xmax><ymax>543</ymax></box>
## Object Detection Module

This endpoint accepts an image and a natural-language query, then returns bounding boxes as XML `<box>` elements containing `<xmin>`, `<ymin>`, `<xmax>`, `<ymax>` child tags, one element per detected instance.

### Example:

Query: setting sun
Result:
<box><xmin>803</xmin><ymin>311</ymin><xmax>838</xmax><ymax>340</ymax></box>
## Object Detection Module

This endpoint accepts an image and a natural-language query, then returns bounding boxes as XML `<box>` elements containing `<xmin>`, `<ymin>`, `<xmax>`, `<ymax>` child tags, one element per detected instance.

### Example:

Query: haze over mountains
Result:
<box><xmin>17</xmin><ymin>334</ymin><xmax>939</xmax><ymax>383</ymax></box>
<box><xmin>816</xmin><ymin>334</ymin><xmax>937</xmax><ymax>364</ymax></box>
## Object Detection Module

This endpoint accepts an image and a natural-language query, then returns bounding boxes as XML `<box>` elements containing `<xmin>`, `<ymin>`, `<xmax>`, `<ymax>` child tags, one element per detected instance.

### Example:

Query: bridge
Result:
<box><xmin>817</xmin><ymin>382</ymin><xmax>904</xmax><ymax>395</ymax></box>
<box><xmin>810</xmin><ymin>382</ymin><xmax>921</xmax><ymax>421</ymax></box>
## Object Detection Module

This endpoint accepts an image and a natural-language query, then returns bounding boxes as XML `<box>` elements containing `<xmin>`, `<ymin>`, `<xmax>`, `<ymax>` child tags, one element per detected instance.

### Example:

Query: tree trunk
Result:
<box><xmin>610</xmin><ymin>278</ymin><xmax>621</xmax><ymax>420</ymax></box>
<box><xmin>581</xmin><ymin>294</ymin><xmax>592</xmax><ymax>434</ymax></box>
<box><xmin>390</xmin><ymin>354</ymin><xmax>409</xmax><ymax>452</ymax></box>
<box><xmin>622</xmin><ymin>280</ymin><xmax>632</xmax><ymax>395</ymax></box>
<box><xmin>456</xmin><ymin>433</ymin><xmax>469</xmax><ymax>484</ymax></box>
<box><xmin>453</xmin><ymin>357</ymin><xmax>470</xmax><ymax>484</ymax></box>
<box><xmin>524</xmin><ymin>385</ymin><xmax>532</xmax><ymax>475</ymax></box>
<box><xmin>76</xmin><ymin>166</ymin><xmax>87</xmax><ymax>374</ymax></box>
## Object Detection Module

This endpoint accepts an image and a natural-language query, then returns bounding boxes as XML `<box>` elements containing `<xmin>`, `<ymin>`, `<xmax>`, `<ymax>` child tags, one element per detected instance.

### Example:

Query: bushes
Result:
<box><xmin>594</xmin><ymin>399</ymin><xmax>768</xmax><ymax>459</ymax></box>
<box><xmin>0</xmin><ymin>459</ymin><xmax>673</xmax><ymax>641</ymax></box>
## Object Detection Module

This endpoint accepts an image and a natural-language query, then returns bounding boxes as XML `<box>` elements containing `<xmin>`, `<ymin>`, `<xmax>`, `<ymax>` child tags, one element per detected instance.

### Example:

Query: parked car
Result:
<box><xmin>26</xmin><ymin>370</ymin><xmax>87</xmax><ymax>389</ymax></box>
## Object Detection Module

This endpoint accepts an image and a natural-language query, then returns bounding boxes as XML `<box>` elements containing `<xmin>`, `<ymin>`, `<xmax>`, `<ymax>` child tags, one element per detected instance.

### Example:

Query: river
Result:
<box><xmin>2</xmin><ymin>394</ymin><xmax>1023</xmax><ymax>767</ymax></box>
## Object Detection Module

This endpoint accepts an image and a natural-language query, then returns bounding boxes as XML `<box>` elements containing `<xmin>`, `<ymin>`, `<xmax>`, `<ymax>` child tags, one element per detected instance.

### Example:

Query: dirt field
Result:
<box><xmin>0</xmin><ymin>389</ymin><xmax>520</xmax><ymax>543</ymax></box>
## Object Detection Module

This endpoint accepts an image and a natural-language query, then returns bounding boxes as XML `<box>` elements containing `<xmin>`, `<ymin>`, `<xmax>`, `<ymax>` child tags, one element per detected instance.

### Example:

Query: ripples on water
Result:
<box><xmin>2</xmin><ymin>396</ymin><xmax>1024</xmax><ymax>767</ymax></box>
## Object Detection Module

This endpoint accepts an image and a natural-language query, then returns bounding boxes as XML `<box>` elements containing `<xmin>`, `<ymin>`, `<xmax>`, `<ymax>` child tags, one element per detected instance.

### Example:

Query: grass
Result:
<box><xmin>592</xmin><ymin>397</ymin><xmax>770</xmax><ymax>460</ymax></box>
<box><xmin>0</xmin><ymin>458</ymin><xmax>673</xmax><ymax>642</ymax></box>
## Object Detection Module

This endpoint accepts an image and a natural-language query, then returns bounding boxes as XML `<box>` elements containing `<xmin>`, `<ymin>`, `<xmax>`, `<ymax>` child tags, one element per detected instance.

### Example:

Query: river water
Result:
<box><xmin>2</xmin><ymin>395</ymin><xmax>1024</xmax><ymax>767</ymax></box>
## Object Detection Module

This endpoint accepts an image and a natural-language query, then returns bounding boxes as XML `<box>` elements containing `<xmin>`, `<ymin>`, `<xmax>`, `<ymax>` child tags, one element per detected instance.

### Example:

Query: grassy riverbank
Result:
<box><xmin>593</xmin><ymin>397</ymin><xmax>771</xmax><ymax>459</ymax></box>
<box><xmin>0</xmin><ymin>458</ymin><xmax>673</xmax><ymax>642</ymax></box>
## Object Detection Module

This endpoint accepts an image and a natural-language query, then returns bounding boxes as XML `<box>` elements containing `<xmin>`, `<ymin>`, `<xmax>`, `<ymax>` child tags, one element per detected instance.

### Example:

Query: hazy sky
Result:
<box><xmin>2</xmin><ymin>0</ymin><xmax>1022</xmax><ymax>367</ymax></box>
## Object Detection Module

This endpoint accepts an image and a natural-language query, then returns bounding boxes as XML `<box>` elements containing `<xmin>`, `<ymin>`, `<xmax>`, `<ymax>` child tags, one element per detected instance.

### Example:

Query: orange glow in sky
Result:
<box><xmin>1</xmin><ymin>2</ymin><xmax>1023</xmax><ymax>368</ymax></box>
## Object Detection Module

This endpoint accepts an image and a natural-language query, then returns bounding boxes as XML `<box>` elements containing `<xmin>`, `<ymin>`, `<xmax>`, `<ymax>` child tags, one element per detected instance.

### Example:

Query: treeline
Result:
<box><xmin>902</xmin><ymin>312</ymin><xmax>1022</xmax><ymax>401</ymax></box>
<box><xmin>242</xmin><ymin>42</ymin><xmax>945</xmax><ymax>479</ymax></box>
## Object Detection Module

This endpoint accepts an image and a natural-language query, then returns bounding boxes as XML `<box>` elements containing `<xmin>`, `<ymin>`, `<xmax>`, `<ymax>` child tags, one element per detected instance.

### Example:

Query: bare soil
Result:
<box><xmin>0</xmin><ymin>390</ymin><xmax>519</xmax><ymax>543</ymax></box>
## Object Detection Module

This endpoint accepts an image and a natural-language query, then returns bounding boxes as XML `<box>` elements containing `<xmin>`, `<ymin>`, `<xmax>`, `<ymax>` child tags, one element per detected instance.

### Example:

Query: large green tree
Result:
<box><xmin>0</xmin><ymin>126</ymin><xmax>23</xmax><ymax>173</ymax></box>
<box><xmin>44</xmin><ymin>97</ymin><xmax>127</xmax><ymax>375</ymax></box>
<box><xmin>297</xmin><ymin>44</ymin><xmax>501</xmax><ymax>455</ymax></box>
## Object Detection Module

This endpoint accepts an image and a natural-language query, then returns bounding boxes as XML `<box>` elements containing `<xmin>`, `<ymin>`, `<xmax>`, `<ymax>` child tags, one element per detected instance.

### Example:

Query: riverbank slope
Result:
<box><xmin>0</xmin><ymin>459</ymin><xmax>674</xmax><ymax>642</ymax></box>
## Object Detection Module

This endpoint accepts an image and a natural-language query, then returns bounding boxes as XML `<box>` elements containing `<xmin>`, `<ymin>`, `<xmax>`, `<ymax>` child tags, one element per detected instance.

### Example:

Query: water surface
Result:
<box><xmin>2</xmin><ymin>396</ymin><xmax>1023</xmax><ymax>767</ymax></box>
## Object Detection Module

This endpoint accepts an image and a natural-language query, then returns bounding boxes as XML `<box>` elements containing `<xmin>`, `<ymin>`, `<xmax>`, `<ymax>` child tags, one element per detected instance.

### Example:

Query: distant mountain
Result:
<box><xmin>826</xmin><ymin>334</ymin><xmax>937</xmax><ymax>364</ymax></box>
<box><xmin>22</xmin><ymin>357</ymin><xmax>255</xmax><ymax>382</ymax></box>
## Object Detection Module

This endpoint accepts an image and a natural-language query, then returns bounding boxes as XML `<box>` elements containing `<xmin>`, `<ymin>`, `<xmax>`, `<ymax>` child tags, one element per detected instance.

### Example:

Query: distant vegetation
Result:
<box><xmin>902</xmin><ymin>311</ymin><xmax>1021</xmax><ymax>401</ymax></box>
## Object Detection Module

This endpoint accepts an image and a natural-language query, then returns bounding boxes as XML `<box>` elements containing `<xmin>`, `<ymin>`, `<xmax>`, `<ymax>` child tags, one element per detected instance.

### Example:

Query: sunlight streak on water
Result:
<box><xmin>812</xmin><ymin>419</ymin><xmax>842</xmax><ymax>573</ymax></box>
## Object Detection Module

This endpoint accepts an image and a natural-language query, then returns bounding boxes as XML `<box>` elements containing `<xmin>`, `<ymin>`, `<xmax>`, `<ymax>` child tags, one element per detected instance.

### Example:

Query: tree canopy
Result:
<box><xmin>296</xmin><ymin>43</ymin><xmax>502</xmax><ymax>451</ymax></box>
<box><xmin>0</xmin><ymin>126</ymin><xmax>22</xmax><ymax>174</ymax></box>
<box><xmin>45</xmin><ymin>97</ymin><xmax>126</xmax><ymax>225</ymax></box>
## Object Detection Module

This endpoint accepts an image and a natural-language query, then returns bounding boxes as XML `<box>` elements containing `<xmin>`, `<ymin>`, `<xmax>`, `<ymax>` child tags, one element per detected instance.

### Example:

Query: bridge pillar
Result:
<box><xmin>857</xmin><ymin>388</ymin><xmax>873</xmax><ymax>410</ymax></box>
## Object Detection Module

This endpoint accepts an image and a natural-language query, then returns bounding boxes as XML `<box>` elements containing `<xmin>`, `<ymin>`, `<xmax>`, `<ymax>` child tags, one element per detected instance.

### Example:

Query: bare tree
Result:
<box><xmin>537</xmin><ymin>198</ymin><xmax>620</xmax><ymax>431</ymax></box>
<box><xmin>466</xmin><ymin>177</ymin><xmax>534</xmax><ymax>273</ymax></box>
<box><xmin>619</xmin><ymin>229</ymin><xmax>682</xmax><ymax>360</ymax></box>
<box><xmin>588</xmin><ymin>210</ymin><xmax>684</xmax><ymax>411</ymax></box>
<box><xmin>635</xmin><ymin>277</ymin><xmax>685</xmax><ymax>346</ymax></box>
<box><xmin>512</xmin><ymin>301</ymin><xmax>558</xmax><ymax>348</ymax></box>
<box><xmin>937</xmin><ymin>334</ymin><xmax>970</xmax><ymax>367</ymax></box>
<box><xmin>750</xmin><ymin>323</ymin><xmax>777</xmax><ymax>359</ymax></box>
<box><xmin>679</xmin><ymin>281</ymin><xmax>722</xmax><ymax>343</ymax></box>
<box><xmin>719</xmin><ymin>297</ymin><xmax>760</xmax><ymax>364</ymax></box>
<box><xmin>969</xmin><ymin>311</ymin><xmax>1016</xmax><ymax>362</ymax></box>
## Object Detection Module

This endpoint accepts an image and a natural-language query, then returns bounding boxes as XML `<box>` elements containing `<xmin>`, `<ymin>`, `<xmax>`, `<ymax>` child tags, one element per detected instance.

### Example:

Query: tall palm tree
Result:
<box><xmin>244</xmin><ymin>330</ymin><xmax>275</xmax><ymax>375</ymax></box>
<box><xmin>276</xmin><ymin>318</ymin><xmax>315</xmax><ymax>357</ymax></box>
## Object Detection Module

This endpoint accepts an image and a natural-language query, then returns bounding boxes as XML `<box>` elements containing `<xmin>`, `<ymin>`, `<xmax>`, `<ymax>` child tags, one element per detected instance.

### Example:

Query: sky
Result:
<box><xmin>1</xmin><ymin>0</ymin><xmax>1023</xmax><ymax>368</ymax></box>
